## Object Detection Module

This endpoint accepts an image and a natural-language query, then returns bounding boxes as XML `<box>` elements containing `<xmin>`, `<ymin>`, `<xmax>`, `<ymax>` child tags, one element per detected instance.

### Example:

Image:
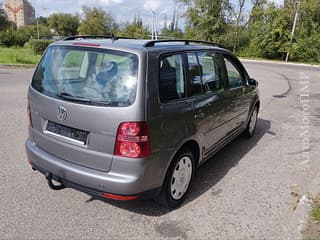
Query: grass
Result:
<box><xmin>0</xmin><ymin>46</ymin><xmax>41</xmax><ymax>65</ymax></box>
<box><xmin>304</xmin><ymin>197</ymin><xmax>320</xmax><ymax>240</ymax></box>
<box><xmin>312</xmin><ymin>198</ymin><xmax>320</xmax><ymax>221</ymax></box>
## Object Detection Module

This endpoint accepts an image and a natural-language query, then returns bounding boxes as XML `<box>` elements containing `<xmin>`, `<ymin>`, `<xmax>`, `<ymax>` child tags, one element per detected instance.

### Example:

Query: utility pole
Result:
<box><xmin>151</xmin><ymin>10</ymin><xmax>158</xmax><ymax>40</ymax></box>
<box><xmin>171</xmin><ymin>4</ymin><xmax>176</xmax><ymax>32</ymax></box>
<box><xmin>154</xmin><ymin>12</ymin><xmax>158</xmax><ymax>40</ymax></box>
<box><xmin>41</xmin><ymin>0</ymin><xmax>45</xmax><ymax>17</ymax></box>
<box><xmin>285</xmin><ymin>0</ymin><xmax>300</xmax><ymax>63</ymax></box>
<box><xmin>151</xmin><ymin>11</ymin><xmax>154</xmax><ymax>40</ymax></box>
<box><xmin>175</xmin><ymin>11</ymin><xmax>179</xmax><ymax>31</ymax></box>
<box><xmin>36</xmin><ymin>17</ymin><xmax>39</xmax><ymax>39</ymax></box>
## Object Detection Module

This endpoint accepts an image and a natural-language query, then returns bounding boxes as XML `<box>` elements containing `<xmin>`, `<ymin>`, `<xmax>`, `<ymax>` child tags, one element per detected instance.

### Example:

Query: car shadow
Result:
<box><xmin>85</xmin><ymin>118</ymin><xmax>273</xmax><ymax>216</ymax></box>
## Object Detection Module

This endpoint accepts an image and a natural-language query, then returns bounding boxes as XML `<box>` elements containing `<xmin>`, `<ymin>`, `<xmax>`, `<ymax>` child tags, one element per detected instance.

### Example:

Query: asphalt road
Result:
<box><xmin>0</xmin><ymin>62</ymin><xmax>319</xmax><ymax>239</ymax></box>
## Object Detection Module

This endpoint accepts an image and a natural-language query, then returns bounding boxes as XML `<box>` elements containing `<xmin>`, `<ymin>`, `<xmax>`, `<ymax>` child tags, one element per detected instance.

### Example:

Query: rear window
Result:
<box><xmin>32</xmin><ymin>46</ymin><xmax>139</xmax><ymax>107</ymax></box>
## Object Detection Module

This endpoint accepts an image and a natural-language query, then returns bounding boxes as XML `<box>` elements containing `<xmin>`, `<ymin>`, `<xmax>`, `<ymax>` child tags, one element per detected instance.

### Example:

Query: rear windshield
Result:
<box><xmin>32</xmin><ymin>46</ymin><xmax>139</xmax><ymax>107</ymax></box>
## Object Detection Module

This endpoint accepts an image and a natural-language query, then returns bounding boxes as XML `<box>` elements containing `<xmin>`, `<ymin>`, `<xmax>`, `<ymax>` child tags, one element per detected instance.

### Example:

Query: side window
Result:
<box><xmin>187</xmin><ymin>52</ymin><xmax>202</xmax><ymax>96</ymax></box>
<box><xmin>159</xmin><ymin>54</ymin><xmax>185</xmax><ymax>101</ymax></box>
<box><xmin>224</xmin><ymin>57</ymin><xmax>244</xmax><ymax>88</ymax></box>
<box><xmin>187</xmin><ymin>51</ymin><xmax>222</xmax><ymax>96</ymax></box>
<box><xmin>197</xmin><ymin>52</ymin><xmax>222</xmax><ymax>93</ymax></box>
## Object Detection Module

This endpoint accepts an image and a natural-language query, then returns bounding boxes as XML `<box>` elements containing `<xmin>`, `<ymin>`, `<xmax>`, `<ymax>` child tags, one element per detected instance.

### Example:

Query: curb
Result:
<box><xmin>240</xmin><ymin>58</ymin><xmax>320</xmax><ymax>68</ymax></box>
<box><xmin>0</xmin><ymin>64</ymin><xmax>36</xmax><ymax>69</ymax></box>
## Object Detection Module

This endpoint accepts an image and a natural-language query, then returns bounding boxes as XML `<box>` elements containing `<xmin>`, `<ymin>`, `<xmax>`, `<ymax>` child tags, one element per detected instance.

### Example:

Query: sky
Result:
<box><xmin>28</xmin><ymin>0</ymin><xmax>181</xmax><ymax>30</ymax></box>
<box><xmin>1</xmin><ymin>0</ymin><xmax>284</xmax><ymax>31</ymax></box>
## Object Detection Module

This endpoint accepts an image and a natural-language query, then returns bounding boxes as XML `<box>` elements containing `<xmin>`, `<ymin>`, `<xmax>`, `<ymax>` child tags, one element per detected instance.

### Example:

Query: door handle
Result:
<box><xmin>194</xmin><ymin>112</ymin><xmax>206</xmax><ymax>119</ymax></box>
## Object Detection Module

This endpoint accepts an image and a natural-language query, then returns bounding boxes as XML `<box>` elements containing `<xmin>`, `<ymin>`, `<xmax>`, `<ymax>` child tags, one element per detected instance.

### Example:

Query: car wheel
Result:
<box><xmin>156</xmin><ymin>149</ymin><xmax>195</xmax><ymax>208</ymax></box>
<box><xmin>243</xmin><ymin>106</ymin><xmax>258</xmax><ymax>138</ymax></box>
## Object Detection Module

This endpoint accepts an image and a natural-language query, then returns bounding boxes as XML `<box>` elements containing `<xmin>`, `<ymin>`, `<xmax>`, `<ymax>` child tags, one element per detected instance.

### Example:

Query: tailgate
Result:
<box><xmin>29</xmin><ymin>89</ymin><xmax>126</xmax><ymax>172</ymax></box>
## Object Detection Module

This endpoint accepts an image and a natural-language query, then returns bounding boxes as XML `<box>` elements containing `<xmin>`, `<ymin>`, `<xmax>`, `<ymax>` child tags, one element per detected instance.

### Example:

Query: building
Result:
<box><xmin>4</xmin><ymin>0</ymin><xmax>35</xmax><ymax>28</ymax></box>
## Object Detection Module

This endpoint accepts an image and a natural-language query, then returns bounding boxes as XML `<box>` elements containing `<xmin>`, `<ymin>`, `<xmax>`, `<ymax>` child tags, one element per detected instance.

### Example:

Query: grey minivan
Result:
<box><xmin>26</xmin><ymin>37</ymin><xmax>260</xmax><ymax>208</ymax></box>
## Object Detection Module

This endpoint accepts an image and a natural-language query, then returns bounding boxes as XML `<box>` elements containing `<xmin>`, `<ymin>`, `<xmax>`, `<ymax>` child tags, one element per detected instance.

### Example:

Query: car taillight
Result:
<box><xmin>27</xmin><ymin>99</ymin><xmax>33</xmax><ymax>127</ymax></box>
<box><xmin>114</xmin><ymin>122</ymin><xmax>150</xmax><ymax>158</ymax></box>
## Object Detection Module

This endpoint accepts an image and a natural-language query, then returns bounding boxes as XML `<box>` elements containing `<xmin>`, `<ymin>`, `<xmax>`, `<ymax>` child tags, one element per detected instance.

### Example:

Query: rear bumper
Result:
<box><xmin>25</xmin><ymin>139</ymin><xmax>161</xmax><ymax>199</ymax></box>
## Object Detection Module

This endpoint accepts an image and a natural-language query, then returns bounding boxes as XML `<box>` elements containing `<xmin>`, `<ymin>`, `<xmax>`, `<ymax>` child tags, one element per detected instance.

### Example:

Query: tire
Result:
<box><xmin>243</xmin><ymin>105</ymin><xmax>258</xmax><ymax>138</ymax></box>
<box><xmin>156</xmin><ymin>149</ymin><xmax>195</xmax><ymax>208</ymax></box>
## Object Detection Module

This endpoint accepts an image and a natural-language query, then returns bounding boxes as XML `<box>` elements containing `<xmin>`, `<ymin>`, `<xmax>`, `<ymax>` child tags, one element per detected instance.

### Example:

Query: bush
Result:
<box><xmin>0</xmin><ymin>31</ymin><xmax>29</xmax><ymax>47</ymax></box>
<box><xmin>29</xmin><ymin>39</ymin><xmax>53</xmax><ymax>55</ymax></box>
<box><xmin>290</xmin><ymin>34</ymin><xmax>320</xmax><ymax>63</ymax></box>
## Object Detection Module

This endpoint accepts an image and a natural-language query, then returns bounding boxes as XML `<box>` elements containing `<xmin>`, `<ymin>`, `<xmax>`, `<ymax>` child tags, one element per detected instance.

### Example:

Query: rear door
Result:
<box><xmin>186</xmin><ymin>51</ymin><xmax>230</xmax><ymax>154</ymax></box>
<box><xmin>152</xmin><ymin>53</ymin><xmax>195</xmax><ymax>163</ymax></box>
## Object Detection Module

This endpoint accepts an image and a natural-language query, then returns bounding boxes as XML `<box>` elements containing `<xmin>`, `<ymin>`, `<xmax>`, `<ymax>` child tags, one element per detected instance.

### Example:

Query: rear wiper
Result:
<box><xmin>58</xmin><ymin>92</ymin><xmax>111</xmax><ymax>105</ymax></box>
<box><xmin>58</xmin><ymin>92</ymin><xmax>91</xmax><ymax>103</ymax></box>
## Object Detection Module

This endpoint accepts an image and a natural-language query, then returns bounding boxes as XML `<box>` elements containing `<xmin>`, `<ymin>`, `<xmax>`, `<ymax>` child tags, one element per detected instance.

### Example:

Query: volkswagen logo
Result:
<box><xmin>57</xmin><ymin>106</ymin><xmax>67</xmax><ymax>121</ymax></box>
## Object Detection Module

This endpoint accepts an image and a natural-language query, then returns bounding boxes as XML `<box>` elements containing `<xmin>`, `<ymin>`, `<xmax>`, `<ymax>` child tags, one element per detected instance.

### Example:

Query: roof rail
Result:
<box><xmin>63</xmin><ymin>34</ymin><xmax>133</xmax><ymax>41</ymax></box>
<box><xmin>143</xmin><ymin>39</ymin><xmax>224</xmax><ymax>48</ymax></box>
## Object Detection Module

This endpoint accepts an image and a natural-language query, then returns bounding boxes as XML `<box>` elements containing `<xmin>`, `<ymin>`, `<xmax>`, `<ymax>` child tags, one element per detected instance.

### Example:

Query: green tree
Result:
<box><xmin>244</xmin><ymin>1</ymin><xmax>292</xmax><ymax>59</ymax></box>
<box><xmin>161</xmin><ymin>27</ymin><xmax>184</xmax><ymax>39</ymax></box>
<box><xmin>224</xmin><ymin>0</ymin><xmax>249</xmax><ymax>53</ymax></box>
<box><xmin>116</xmin><ymin>22</ymin><xmax>150</xmax><ymax>39</ymax></box>
<box><xmin>181</xmin><ymin>0</ymin><xmax>228</xmax><ymax>46</ymax></box>
<box><xmin>48</xmin><ymin>13</ymin><xmax>79</xmax><ymax>36</ymax></box>
<box><xmin>78</xmin><ymin>6</ymin><xmax>116</xmax><ymax>35</ymax></box>
<box><xmin>0</xmin><ymin>9</ymin><xmax>11</xmax><ymax>31</ymax></box>
<box><xmin>290</xmin><ymin>0</ymin><xmax>320</xmax><ymax>62</ymax></box>
<box><xmin>244</xmin><ymin>0</ymin><xmax>268</xmax><ymax>56</ymax></box>
<box><xmin>243</xmin><ymin>0</ymin><xmax>320</xmax><ymax>62</ymax></box>
<box><xmin>19</xmin><ymin>24</ymin><xmax>52</xmax><ymax>39</ymax></box>
<box><xmin>38</xmin><ymin>16</ymin><xmax>48</xmax><ymax>25</ymax></box>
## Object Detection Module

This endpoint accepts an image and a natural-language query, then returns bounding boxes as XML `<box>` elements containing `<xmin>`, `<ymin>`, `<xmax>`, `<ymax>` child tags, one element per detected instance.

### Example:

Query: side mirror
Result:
<box><xmin>248</xmin><ymin>78</ymin><xmax>258</xmax><ymax>87</ymax></box>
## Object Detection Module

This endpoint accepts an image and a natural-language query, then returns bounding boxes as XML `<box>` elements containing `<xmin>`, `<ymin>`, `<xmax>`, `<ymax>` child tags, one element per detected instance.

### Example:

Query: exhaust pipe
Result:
<box><xmin>45</xmin><ymin>172</ymin><xmax>65</xmax><ymax>190</ymax></box>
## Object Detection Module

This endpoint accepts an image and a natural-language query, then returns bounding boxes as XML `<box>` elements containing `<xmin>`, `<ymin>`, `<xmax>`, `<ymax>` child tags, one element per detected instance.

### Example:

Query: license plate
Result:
<box><xmin>46</xmin><ymin>121</ymin><xmax>88</xmax><ymax>144</ymax></box>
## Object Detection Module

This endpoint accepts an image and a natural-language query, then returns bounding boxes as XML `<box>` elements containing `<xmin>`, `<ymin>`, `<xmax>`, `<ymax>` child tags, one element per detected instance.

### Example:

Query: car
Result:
<box><xmin>25</xmin><ymin>36</ymin><xmax>260</xmax><ymax>208</ymax></box>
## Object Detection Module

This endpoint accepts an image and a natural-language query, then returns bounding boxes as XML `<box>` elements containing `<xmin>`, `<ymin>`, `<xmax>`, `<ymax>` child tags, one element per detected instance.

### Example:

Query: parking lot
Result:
<box><xmin>0</xmin><ymin>61</ymin><xmax>319</xmax><ymax>239</ymax></box>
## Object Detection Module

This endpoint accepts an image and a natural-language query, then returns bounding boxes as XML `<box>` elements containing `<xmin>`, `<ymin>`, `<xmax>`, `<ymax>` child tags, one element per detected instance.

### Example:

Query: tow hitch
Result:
<box><xmin>46</xmin><ymin>172</ymin><xmax>65</xmax><ymax>190</ymax></box>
